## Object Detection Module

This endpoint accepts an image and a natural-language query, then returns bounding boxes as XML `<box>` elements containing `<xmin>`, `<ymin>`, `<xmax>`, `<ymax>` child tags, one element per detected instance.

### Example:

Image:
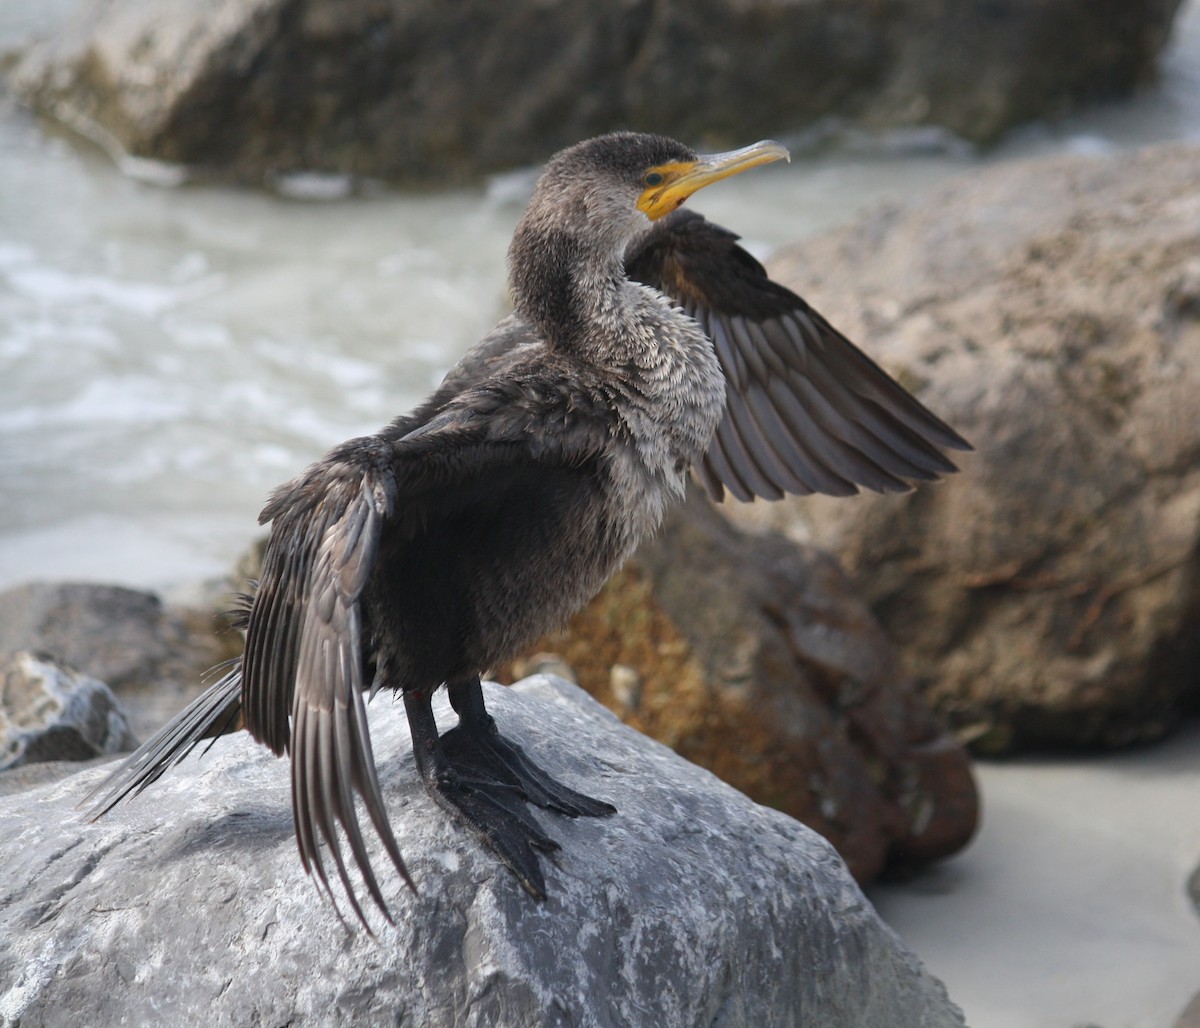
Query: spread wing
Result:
<box><xmin>240</xmin><ymin>384</ymin><xmax>610</xmax><ymax>926</ymax></box>
<box><xmin>625</xmin><ymin>209</ymin><xmax>971</xmax><ymax>502</ymax></box>
<box><xmin>241</xmin><ymin>434</ymin><xmax>405</xmax><ymax>927</ymax></box>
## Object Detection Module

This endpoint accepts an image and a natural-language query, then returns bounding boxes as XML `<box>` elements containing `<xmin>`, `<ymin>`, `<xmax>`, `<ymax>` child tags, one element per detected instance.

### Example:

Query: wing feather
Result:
<box><xmin>718</xmin><ymin>398</ymin><xmax>786</xmax><ymax>500</ymax></box>
<box><xmin>700</xmin><ymin>419</ymin><xmax>754</xmax><ymax>502</ymax></box>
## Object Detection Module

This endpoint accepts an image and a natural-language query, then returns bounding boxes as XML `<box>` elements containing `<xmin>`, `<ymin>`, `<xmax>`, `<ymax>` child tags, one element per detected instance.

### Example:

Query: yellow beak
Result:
<box><xmin>636</xmin><ymin>140</ymin><xmax>790</xmax><ymax>221</ymax></box>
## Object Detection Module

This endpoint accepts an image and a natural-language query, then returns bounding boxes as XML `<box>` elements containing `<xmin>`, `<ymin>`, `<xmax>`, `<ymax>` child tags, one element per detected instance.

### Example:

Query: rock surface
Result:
<box><xmin>0</xmin><ymin>582</ymin><xmax>238</xmax><ymax>742</ymax></box>
<box><xmin>0</xmin><ymin>676</ymin><xmax>963</xmax><ymax>1027</ymax></box>
<box><xmin>0</xmin><ymin>650</ymin><xmax>137</xmax><ymax>770</ymax></box>
<box><xmin>741</xmin><ymin>142</ymin><xmax>1200</xmax><ymax>753</ymax></box>
<box><xmin>3</xmin><ymin>0</ymin><xmax>1185</xmax><ymax>183</ymax></box>
<box><xmin>1178</xmin><ymin>845</ymin><xmax>1200</xmax><ymax>1026</ymax></box>
<box><xmin>502</xmin><ymin>491</ymin><xmax>977</xmax><ymax>883</ymax></box>
<box><xmin>1178</xmin><ymin>990</ymin><xmax>1200</xmax><ymax>1028</ymax></box>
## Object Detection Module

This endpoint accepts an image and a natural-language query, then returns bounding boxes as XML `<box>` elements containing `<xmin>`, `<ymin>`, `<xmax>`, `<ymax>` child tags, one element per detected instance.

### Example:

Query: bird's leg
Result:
<box><xmin>442</xmin><ymin>676</ymin><xmax>616</xmax><ymax>819</ymax></box>
<box><xmin>403</xmin><ymin>686</ymin><xmax>559</xmax><ymax>899</ymax></box>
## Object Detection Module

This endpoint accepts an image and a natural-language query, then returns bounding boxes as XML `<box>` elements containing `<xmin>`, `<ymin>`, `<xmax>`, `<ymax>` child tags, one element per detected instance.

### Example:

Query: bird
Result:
<box><xmin>86</xmin><ymin>132</ymin><xmax>970</xmax><ymax>927</ymax></box>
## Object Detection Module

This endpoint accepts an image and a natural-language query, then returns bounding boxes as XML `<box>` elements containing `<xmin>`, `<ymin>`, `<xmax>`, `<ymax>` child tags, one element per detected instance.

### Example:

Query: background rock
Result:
<box><xmin>0</xmin><ymin>650</ymin><xmax>137</xmax><ymax>770</ymax></box>
<box><xmin>3</xmin><ymin>0</ymin><xmax>1186</xmax><ymax>183</ymax></box>
<box><xmin>1178</xmin><ymin>859</ymin><xmax>1200</xmax><ymax>1025</ymax></box>
<box><xmin>0</xmin><ymin>676</ymin><xmax>964</xmax><ymax>1027</ymax></box>
<box><xmin>740</xmin><ymin>142</ymin><xmax>1200</xmax><ymax>753</ymax></box>
<box><xmin>1176</xmin><ymin>992</ymin><xmax>1200</xmax><ymax>1028</ymax></box>
<box><xmin>501</xmin><ymin>491</ymin><xmax>978</xmax><ymax>883</ymax></box>
<box><xmin>0</xmin><ymin>582</ymin><xmax>239</xmax><ymax>741</ymax></box>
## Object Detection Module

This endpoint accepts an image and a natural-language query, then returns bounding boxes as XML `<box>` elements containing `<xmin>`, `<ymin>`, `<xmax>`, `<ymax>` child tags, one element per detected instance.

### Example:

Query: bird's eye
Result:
<box><xmin>643</xmin><ymin>171</ymin><xmax>664</xmax><ymax>187</ymax></box>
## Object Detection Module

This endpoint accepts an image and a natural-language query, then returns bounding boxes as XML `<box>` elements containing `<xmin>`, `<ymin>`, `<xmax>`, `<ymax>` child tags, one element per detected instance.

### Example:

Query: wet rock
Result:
<box><xmin>3</xmin><ymin>0</ymin><xmax>1185</xmax><ymax>183</ymax></box>
<box><xmin>502</xmin><ymin>491</ymin><xmax>978</xmax><ymax>882</ymax></box>
<box><xmin>0</xmin><ymin>581</ymin><xmax>239</xmax><ymax>742</ymax></box>
<box><xmin>0</xmin><ymin>676</ymin><xmax>964</xmax><ymax>1027</ymax></box>
<box><xmin>748</xmin><ymin>142</ymin><xmax>1200</xmax><ymax>753</ymax></box>
<box><xmin>0</xmin><ymin>650</ymin><xmax>137</xmax><ymax>770</ymax></box>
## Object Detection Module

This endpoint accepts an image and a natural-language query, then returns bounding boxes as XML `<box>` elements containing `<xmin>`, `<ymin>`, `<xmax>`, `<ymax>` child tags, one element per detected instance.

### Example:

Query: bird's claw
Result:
<box><xmin>423</xmin><ymin>763</ymin><xmax>559</xmax><ymax>899</ymax></box>
<box><xmin>440</xmin><ymin>723</ymin><xmax>617</xmax><ymax>819</ymax></box>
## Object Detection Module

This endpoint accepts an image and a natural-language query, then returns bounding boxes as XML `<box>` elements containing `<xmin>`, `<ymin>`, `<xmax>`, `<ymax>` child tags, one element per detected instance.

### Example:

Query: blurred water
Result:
<box><xmin>0</xmin><ymin>1</ymin><xmax>1197</xmax><ymax>599</ymax></box>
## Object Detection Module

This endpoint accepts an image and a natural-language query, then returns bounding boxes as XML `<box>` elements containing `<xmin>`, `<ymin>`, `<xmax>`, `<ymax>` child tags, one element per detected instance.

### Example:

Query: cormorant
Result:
<box><xmin>87</xmin><ymin>132</ymin><xmax>969</xmax><ymax>927</ymax></box>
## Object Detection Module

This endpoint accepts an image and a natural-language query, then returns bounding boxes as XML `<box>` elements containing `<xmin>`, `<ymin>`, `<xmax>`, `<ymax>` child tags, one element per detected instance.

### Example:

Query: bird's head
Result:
<box><xmin>522</xmin><ymin>132</ymin><xmax>790</xmax><ymax>256</ymax></box>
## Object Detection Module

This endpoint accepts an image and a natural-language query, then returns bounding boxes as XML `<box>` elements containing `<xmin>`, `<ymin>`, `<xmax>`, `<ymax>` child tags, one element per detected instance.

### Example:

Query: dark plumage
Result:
<box><xmin>87</xmin><ymin>132</ymin><xmax>969</xmax><ymax>927</ymax></box>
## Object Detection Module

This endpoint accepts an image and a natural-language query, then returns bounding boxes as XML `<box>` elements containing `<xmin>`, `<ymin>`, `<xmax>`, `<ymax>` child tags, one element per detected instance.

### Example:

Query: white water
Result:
<box><xmin>2</xmin><ymin>3</ymin><xmax>1199</xmax><ymax>1025</ymax></box>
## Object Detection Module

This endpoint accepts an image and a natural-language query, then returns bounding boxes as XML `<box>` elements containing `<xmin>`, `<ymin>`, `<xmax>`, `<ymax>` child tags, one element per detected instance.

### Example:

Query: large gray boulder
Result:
<box><xmin>0</xmin><ymin>676</ymin><xmax>963</xmax><ymax>1027</ymax></box>
<box><xmin>743</xmin><ymin>142</ymin><xmax>1200</xmax><ymax>753</ymax></box>
<box><xmin>3</xmin><ymin>0</ymin><xmax>1185</xmax><ymax>183</ymax></box>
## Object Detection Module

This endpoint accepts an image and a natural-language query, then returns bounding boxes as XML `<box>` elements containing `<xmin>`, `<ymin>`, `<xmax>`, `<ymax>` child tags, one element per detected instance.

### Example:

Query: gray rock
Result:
<box><xmin>0</xmin><ymin>757</ymin><xmax>112</xmax><ymax>799</ymax></box>
<box><xmin>0</xmin><ymin>581</ymin><xmax>238</xmax><ymax>742</ymax></box>
<box><xmin>0</xmin><ymin>676</ymin><xmax>963</xmax><ymax>1027</ymax></box>
<box><xmin>3</xmin><ymin>0</ymin><xmax>1185</xmax><ymax>183</ymax></box>
<box><xmin>743</xmin><ymin>142</ymin><xmax>1200</xmax><ymax>753</ymax></box>
<box><xmin>0</xmin><ymin>650</ymin><xmax>138</xmax><ymax>770</ymax></box>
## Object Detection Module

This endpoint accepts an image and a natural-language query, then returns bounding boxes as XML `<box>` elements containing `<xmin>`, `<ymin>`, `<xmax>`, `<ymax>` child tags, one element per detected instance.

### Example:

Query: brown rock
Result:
<box><xmin>501</xmin><ymin>489</ymin><xmax>978</xmax><ymax>882</ymax></box>
<box><xmin>743</xmin><ymin>142</ymin><xmax>1200</xmax><ymax>753</ymax></box>
<box><xmin>3</xmin><ymin>0</ymin><xmax>1185</xmax><ymax>183</ymax></box>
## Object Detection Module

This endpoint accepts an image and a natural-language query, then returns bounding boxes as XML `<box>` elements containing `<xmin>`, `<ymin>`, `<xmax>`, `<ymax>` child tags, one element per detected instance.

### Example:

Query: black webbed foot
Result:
<box><xmin>423</xmin><ymin>760</ymin><xmax>561</xmax><ymax>898</ymax></box>
<box><xmin>445</xmin><ymin>676</ymin><xmax>617</xmax><ymax>820</ymax></box>
<box><xmin>403</xmin><ymin>678</ymin><xmax>614</xmax><ymax>899</ymax></box>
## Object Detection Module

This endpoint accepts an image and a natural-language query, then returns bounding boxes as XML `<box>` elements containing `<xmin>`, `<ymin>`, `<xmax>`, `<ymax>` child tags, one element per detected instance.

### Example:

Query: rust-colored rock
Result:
<box><xmin>501</xmin><ymin>490</ymin><xmax>977</xmax><ymax>882</ymax></box>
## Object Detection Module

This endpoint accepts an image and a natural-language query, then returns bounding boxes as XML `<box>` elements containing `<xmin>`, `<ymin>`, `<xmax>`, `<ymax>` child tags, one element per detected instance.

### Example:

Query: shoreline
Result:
<box><xmin>871</xmin><ymin>722</ymin><xmax>1200</xmax><ymax>1027</ymax></box>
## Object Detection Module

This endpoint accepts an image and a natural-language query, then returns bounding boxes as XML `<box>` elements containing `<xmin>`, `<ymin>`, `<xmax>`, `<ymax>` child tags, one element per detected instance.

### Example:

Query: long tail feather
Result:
<box><xmin>82</xmin><ymin>665</ymin><xmax>244</xmax><ymax>819</ymax></box>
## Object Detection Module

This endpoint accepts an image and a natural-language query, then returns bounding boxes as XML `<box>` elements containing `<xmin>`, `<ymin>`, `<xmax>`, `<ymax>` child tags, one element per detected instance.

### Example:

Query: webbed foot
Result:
<box><xmin>403</xmin><ymin>677</ymin><xmax>615</xmax><ymax>899</ymax></box>
<box><xmin>443</xmin><ymin>677</ymin><xmax>617</xmax><ymax>819</ymax></box>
